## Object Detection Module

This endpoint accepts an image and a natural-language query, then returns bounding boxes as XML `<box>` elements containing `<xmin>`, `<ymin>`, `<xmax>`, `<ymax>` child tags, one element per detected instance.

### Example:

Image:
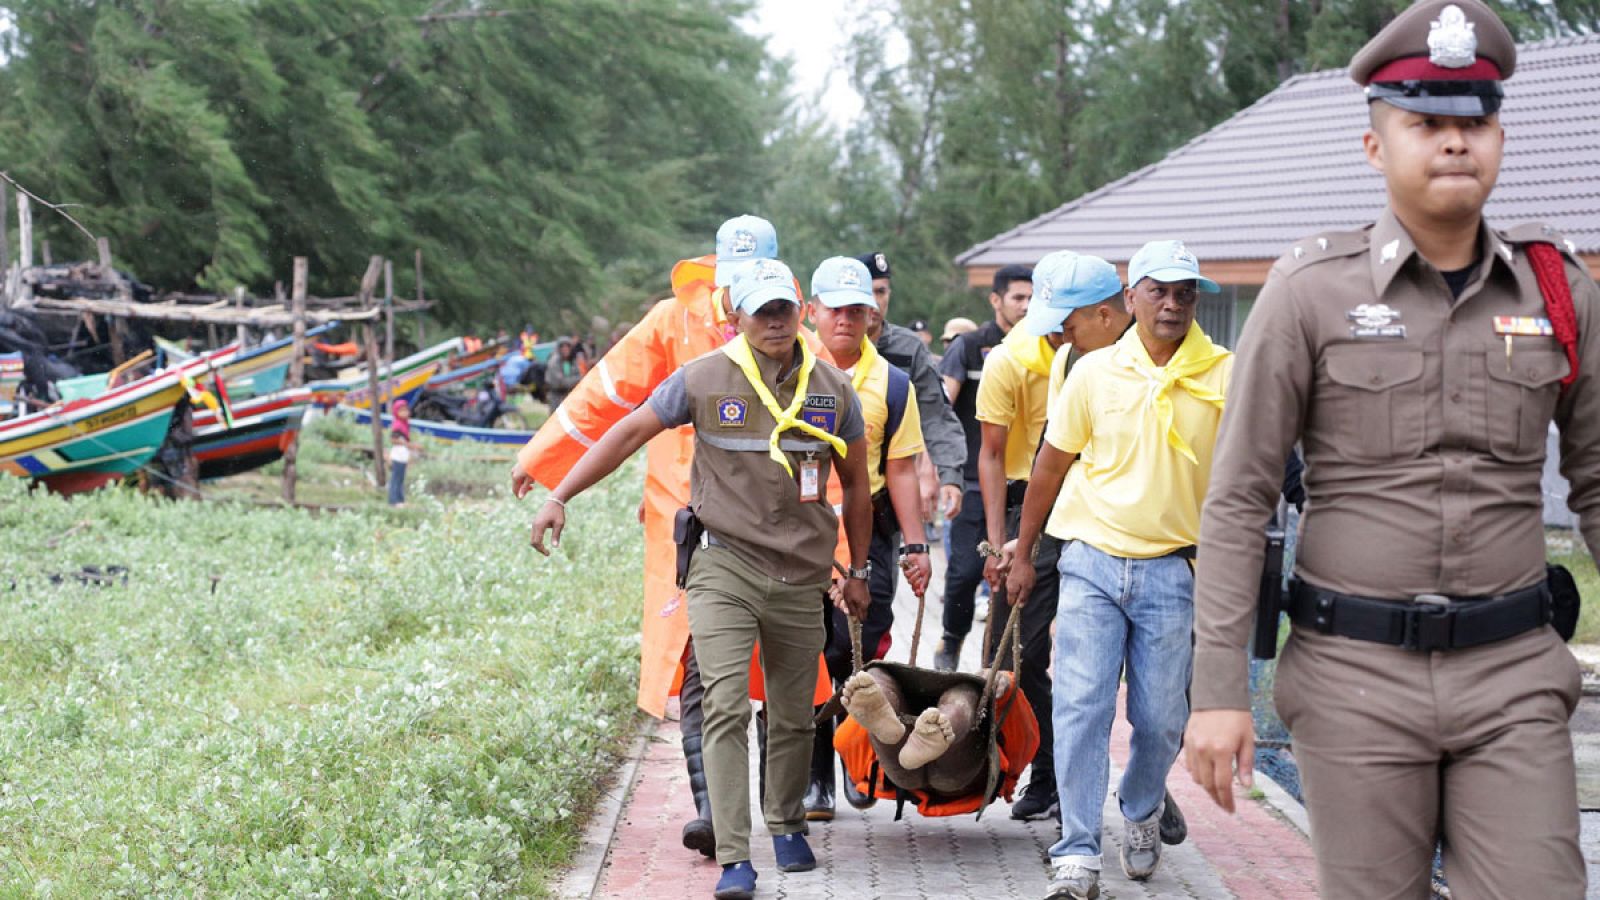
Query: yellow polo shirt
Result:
<box><xmin>1044</xmin><ymin>325</ymin><xmax>1233</xmax><ymax>558</ymax></box>
<box><xmin>974</xmin><ymin>331</ymin><xmax>1056</xmax><ymax>481</ymax></box>
<box><xmin>851</xmin><ymin>354</ymin><xmax>923</xmax><ymax>495</ymax></box>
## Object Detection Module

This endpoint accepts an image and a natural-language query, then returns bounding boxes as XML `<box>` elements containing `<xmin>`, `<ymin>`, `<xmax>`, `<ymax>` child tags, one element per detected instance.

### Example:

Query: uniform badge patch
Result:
<box><xmin>802</xmin><ymin>394</ymin><xmax>838</xmax><ymax>432</ymax></box>
<box><xmin>717</xmin><ymin>396</ymin><xmax>748</xmax><ymax>427</ymax></box>
<box><xmin>1348</xmin><ymin>303</ymin><xmax>1406</xmax><ymax>339</ymax></box>
<box><xmin>730</xmin><ymin>229</ymin><xmax>757</xmax><ymax>257</ymax></box>
<box><xmin>803</xmin><ymin>409</ymin><xmax>837</xmax><ymax>432</ymax></box>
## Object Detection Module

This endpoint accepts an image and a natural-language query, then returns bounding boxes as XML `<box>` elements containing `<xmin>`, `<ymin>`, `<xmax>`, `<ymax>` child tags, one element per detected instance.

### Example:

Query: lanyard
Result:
<box><xmin>720</xmin><ymin>335</ymin><xmax>848</xmax><ymax>475</ymax></box>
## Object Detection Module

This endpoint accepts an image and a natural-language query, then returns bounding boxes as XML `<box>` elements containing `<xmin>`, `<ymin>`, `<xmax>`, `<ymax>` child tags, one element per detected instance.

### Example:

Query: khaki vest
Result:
<box><xmin>681</xmin><ymin>343</ymin><xmax>854</xmax><ymax>584</ymax></box>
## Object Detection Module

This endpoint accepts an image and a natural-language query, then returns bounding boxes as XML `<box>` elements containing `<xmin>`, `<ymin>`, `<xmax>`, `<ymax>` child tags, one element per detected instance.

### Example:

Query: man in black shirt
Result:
<box><xmin>933</xmin><ymin>264</ymin><xmax>1032</xmax><ymax>671</ymax></box>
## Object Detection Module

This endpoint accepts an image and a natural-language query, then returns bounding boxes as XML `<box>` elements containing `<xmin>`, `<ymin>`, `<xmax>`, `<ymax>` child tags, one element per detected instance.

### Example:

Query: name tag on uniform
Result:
<box><xmin>1492</xmin><ymin>316</ymin><xmax>1553</xmax><ymax>336</ymax></box>
<box><xmin>1348</xmin><ymin>303</ymin><xmax>1405</xmax><ymax>339</ymax></box>
<box><xmin>799</xmin><ymin>458</ymin><xmax>821</xmax><ymax>502</ymax></box>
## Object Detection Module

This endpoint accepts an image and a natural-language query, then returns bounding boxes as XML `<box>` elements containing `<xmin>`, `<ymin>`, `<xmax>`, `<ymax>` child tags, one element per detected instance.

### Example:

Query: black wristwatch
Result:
<box><xmin>897</xmin><ymin>543</ymin><xmax>929</xmax><ymax>558</ymax></box>
<box><xmin>845</xmin><ymin>562</ymin><xmax>872</xmax><ymax>581</ymax></box>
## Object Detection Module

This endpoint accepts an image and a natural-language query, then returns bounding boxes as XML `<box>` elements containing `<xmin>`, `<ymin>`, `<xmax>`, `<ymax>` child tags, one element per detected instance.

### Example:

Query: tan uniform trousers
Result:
<box><xmin>1275</xmin><ymin>623</ymin><xmax>1585</xmax><ymax>899</ymax></box>
<box><xmin>684</xmin><ymin>544</ymin><xmax>827</xmax><ymax>865</ymax></box>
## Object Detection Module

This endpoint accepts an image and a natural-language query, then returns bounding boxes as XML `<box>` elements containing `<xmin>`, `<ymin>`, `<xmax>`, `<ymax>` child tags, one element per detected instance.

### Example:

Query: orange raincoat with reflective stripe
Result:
<box><xmin>517</xmin><ymin>254</ymin><xmax>831</xmax><ymax>717</ymax></box>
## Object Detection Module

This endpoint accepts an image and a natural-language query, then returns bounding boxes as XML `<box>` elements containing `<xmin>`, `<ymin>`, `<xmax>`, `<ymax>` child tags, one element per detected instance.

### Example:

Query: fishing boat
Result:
<box><xmin>425</xmin><ymin>354</ymin><xmax>504</xmax><ymax>391</ymax></box>
<box><xmin>345</xmin><ymin>405</ymin><xmax>535</xmax><ymax>445</ymax></box>
<box><xmin>192</xmin><ymin>387</ymin><xmax>313</xmax><ymax>480</ymax></box>
<box><xmin>0</xmin><ymin>343</ymin><xmax>243</xmax><ymax>494</ymax></box>
<box><xmin>314</xmin><ymin>360</ymin><xmax>441</xmax><ymax>411</ymax></box>
<box><xmin>0</xmin><ymin>352</ymin><xmax>20</xmax><ymax>417</ymax></box>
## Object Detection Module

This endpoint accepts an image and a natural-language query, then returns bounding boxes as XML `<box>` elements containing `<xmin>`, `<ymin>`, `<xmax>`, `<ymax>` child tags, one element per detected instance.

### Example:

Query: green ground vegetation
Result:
<box><xmin>0</xmin><ymin>424</ymin><xmax>644</xmax><ymax>896</ymax></box>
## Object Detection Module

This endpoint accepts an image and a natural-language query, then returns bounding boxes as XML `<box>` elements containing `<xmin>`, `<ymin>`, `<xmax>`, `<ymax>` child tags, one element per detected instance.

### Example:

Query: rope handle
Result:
<box><xmin>832</xmin><ymin>560</ymin><xmax>864</xmax><ymax>676</ymax></box>
<box><xmin>901</xmin><ymin>554</ymin><xmax>928</xmax><ymax>668</ymax></box>
<box><xmin>973</xmin><ymin>539</ymin><xmax>1024</xmax><ymax>725</ymax></box>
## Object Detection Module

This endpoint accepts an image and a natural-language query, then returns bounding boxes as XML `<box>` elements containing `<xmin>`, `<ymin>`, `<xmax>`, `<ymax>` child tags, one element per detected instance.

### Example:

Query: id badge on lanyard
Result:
<box><xmin>799</xmin><ymin>452</ymin><xmax>821</xmax><ymax>502</ymax></box>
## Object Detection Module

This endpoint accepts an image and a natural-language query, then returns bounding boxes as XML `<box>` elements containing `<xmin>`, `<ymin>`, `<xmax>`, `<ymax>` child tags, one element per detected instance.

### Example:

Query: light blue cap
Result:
<box><xmin>1127</xmin><ymin>240</ymin><xmax>1220</xmax><ymax>293</ymax></box>
<box><xmin>715</xmin><ymin>215</ymin><xmax>780</xmax><ymax>287</ymax></box>
<box><xmin>729</xmin><ymin>258</ymin><xmax>800</xmax><ymax>315</ymax></box>
<box><xmin>1020</xmin><ymin>251</ymin><xmax>1123</xmax><ymax>337</ymax></box>
<box><xmin>809</xmin><ymin>257</ymin><xmax>876</xmax><ymax>308</ymax></box>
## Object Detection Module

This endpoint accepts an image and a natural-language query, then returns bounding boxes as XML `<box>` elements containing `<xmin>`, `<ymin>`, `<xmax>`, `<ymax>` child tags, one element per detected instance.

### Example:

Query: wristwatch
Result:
<box><xmin>897</xmin><ymin>543</ymin><xmax>929</xmax><ymax>558</ymax></box>
<box><xmin>845</xmin><ymin>562</ymin><xmax>872</xmax><ymax>581</ymax></box>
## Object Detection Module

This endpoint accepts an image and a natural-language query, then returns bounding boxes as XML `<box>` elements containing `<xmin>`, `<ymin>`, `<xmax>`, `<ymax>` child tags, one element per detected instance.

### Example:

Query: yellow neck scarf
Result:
<box><xmin>1002</xmin><ymin>327</ymin><xmax>1056</xmax><ymax>378</ymax></box>
<box><xmin>843</xmin><ymin>335</ymin><xmax>879</xmax><ymax>393</ymax></box>
<box><xmin>721</xmin><ymin>334</ymin><xmax>848</xmax><ymax>474</ymax></box>
<box><xmin>1116</xmin><ymin>322</ymin><xmax>1229</xmax><ymax>464</ymax></box>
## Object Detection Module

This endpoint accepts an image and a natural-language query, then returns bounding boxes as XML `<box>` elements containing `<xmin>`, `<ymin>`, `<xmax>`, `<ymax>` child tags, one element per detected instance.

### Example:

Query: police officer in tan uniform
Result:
<box><xmin>530</xmin><ymin>258</ymin><xmax>874</xmax><ymax>900</ymax></box>
<box><xmin>1185</xmin><ymin>1</ymin><xmax>1600</xmax><ymax>896</ymax></box>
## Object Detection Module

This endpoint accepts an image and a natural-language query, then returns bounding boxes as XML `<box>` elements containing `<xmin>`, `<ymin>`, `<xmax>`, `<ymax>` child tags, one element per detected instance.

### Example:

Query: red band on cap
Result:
<box><xmin>1368</xmin><ymin>55</ymin><xmax>1501</xmax><ymax>83</ymax></box>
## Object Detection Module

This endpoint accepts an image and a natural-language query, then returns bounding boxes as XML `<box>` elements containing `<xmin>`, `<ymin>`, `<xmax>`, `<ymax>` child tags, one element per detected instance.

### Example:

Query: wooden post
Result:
<box><xmin>96</xmin><ymin>237</ymin><xmax>112</xmax><ymax>273</ymax></box>
<box><xmin>359</xmin><ymin>256</ymin><xmax>387</xmax><ymax>490</ymax></box>
<box><xmin>414</xmin><ymin>249</ymin><xmax>426</xmax><ymax>343</ymax></box>
<box><xmin>1</xmin><ymin>182</ymin><xmax>9</xmax><ymax>275</ymax></box>
<box><xmin>233</xmin><ymin>286</ymin><xmax>248</xmax><ymax>348</ymax></box>
<box><xmin>109</xmin><ymin>318</ymin><xmax>126</xmax><ymax>365</ymax></box>
<box><xmin>281</xmin><ymin>257</ymin><xmax>309</xmax><ymax>504</ymax></box>
<box><xmin>17</xmin><ymin>193</ymin><xmax>32</xmax><ymax>270</ymax></box>
<box><xmin>383</xmin><ymin>258</ymin><xmax>395</xmax><ymax>364</ymax></box>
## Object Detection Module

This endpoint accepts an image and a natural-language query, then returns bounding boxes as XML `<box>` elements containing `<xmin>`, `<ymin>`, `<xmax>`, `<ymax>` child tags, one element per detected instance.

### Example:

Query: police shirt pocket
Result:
<box><xmin>1483</xmin><ymin>349</ymin><xmax>1567</xmax><ymax>462</ymax></box>
<box><xmin>1320</xmin><ymin>346</ymin><xmax>1425</xmax><ymax>463</ymax></box>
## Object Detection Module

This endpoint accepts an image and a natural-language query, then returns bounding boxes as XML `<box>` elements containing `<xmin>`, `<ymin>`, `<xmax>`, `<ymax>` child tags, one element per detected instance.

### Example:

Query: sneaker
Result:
<box><xmin>1045</xmin><ymin>862</ymin><xmax>1100</xmax><ymax>899</ymax></box>
<box><xmin>1010</xmin><ymin>781</ymin><xmax>1059</xmax><ymax>821</ymax></box>
<box><xmin>933</xmin><ymin>636</ymin><xmax>961</xmax><ymax>672</ymax></box>
<box><xmin>1121</xmin><ymin>808</ymin><xmax>1162</xmax><ymax>881</ymax></box>
<box><xmin>1159</xmin><ymin>789</ymin><xmax>1187</xmax><ymax>845</ymax></box>
<box><xmin>772</xmin><ymin>832</ymin><xmax>816</xmax><ymax>872</ymax></box>
<box><xmin>713</xmin><ymin>861</ymin><xmax>758</xmax><ymax>899</ymax></box>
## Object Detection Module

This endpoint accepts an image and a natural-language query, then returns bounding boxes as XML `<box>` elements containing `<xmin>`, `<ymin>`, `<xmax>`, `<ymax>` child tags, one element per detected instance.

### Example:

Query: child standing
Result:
<box><xmin>388</xmin><ymin>398</ymin><xmax>416</xmax><ymax>506</ymax></box>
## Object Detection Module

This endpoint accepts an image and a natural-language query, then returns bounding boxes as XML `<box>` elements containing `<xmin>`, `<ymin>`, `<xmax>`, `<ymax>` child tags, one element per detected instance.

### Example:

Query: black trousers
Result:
<box><xmin>940</xmin><ymin>486</ymin><xmax>987</xmax><ymax>642</ymax></box>
<box><xmin>982</xmin><ymin>507</ymin><xmax>1059</xmax><ymax>792</ymax></box>
<box><xmin>824</xmin><ymin>524</ymin><xmax>899</xmax><ymax>682</ymax></box>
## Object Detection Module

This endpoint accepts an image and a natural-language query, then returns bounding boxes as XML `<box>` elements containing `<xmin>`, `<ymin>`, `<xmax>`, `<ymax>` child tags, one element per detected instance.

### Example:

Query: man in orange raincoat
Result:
<box><xmin>512</xmin><ymin>215</ymin><xmax>831</xmax><ymax>859</ymax></box>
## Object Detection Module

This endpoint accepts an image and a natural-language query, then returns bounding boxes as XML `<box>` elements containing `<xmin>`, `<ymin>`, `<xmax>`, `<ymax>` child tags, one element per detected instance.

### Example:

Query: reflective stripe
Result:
<box><xmin>596</xmin><ymin>360</ymin><xmax>637</xmax><ymax>411</ymax></box>
<box><xmin>699</xmin><ymin>433</ymin><xmax>830</xmax><ymax>454</ymax></box>
<box><xmin>967</xmin><ymin>370</ymin><xmax>985</xmax><ymax>381</ymax></box>
<box><xmin>556</xmin><ymin>405</ymin><xmax>595</xmax><ymax>448</ymax></box>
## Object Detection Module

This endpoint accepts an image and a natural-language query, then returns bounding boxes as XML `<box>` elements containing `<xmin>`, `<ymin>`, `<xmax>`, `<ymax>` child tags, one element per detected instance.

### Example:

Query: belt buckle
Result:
<box><xmin>1407</xmin><ymin>593</ymin><xmax>1453</xmax><ymax>651</ymax></box>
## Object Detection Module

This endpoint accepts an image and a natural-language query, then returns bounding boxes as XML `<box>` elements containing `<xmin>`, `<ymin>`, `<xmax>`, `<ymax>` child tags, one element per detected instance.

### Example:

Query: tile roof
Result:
<box><xmin>957</xmin><ymin>35</ymin><xmax>1600</xmax><ymax>268</ymax></box>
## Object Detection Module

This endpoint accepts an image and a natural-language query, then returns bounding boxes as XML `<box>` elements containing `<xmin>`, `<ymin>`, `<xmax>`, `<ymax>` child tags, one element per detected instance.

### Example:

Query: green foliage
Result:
<box><xmin>0</xmin><ymin>453</ymin><xmax>648</xmax><ymax>895</ymax></box>
<box><xmin>0</xmin><ymin>0</ymin><xmax>779</xmax><ymax>329</ymax></box>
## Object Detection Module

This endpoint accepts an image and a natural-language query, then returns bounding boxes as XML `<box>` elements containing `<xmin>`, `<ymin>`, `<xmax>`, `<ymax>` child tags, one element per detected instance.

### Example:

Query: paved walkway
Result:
<box><xmin>576</xmin><ymin>546</ymin><xmax>1321</xmax><ymax>899</ymax></box>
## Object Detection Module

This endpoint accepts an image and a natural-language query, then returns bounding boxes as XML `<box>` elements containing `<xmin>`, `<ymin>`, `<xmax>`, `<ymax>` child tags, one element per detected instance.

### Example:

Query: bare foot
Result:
<box><xmin>842</xmin><ymin>672</ymin><xmax>905</xmax><ymax>744</ymax></box>
<box><xmin>900</xmin><ymin>709</ymin><xmax>956</xmax><ymax>769</ymax></box>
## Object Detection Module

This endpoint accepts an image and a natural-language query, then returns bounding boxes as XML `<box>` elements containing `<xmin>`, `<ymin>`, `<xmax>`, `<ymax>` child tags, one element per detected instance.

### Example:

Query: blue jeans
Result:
<box><xmin>388</xmin><ymin>460</ymin><xmax>407</xmax><ymax>505</ymax></box>
<box><xmin>1049</xmin><ymin>539</ymin><xmax>1194</xmax><ymax>870</ymax></box>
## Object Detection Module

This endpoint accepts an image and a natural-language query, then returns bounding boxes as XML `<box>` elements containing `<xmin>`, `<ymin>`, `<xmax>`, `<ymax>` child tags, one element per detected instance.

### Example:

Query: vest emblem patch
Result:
<box><xmin>802</xmin><ymin>393</ymin><xmax>838</xmax><ymax>432</ymax></box>
<box><xmin>717</xmin><ymin>396</ymin><xmax>748</xmax><ymax>427</ymax></box>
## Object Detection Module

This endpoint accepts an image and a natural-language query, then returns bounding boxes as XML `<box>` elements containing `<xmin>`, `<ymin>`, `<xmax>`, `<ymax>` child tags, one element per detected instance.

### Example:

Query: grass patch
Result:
<box><xmin>0</xmin><ymin>441</ymin><xmax>646</xmax><ymax>896</ymax></box>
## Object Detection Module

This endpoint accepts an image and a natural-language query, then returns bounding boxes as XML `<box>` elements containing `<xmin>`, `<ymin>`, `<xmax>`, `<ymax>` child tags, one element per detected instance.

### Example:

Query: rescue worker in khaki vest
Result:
<box><xmin>1185</xmin><ymin>1</ymin><xmax>1600</xmax><ymax>896</ymax></box>
<box><xmin>803</xmin><ymin>255</ymin><xmax>932</xmax><ymax>819</ymax></box>
<box><xmin>529</xmin><ymin>258</ymin><xmax>873</xmax><ymax>900</ymax></box>
<box><xmin>512</xmin><ymin>215</ymin><xmax>830</xmax><ymax>860</ymax></box>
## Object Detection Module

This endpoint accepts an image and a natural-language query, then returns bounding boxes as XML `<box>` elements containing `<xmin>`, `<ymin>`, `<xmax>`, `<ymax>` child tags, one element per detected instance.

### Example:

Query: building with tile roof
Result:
<box><xmin>956</xmin><ymin>35</ymin><xmax>1600</xmax><ymax>346</ymax></box>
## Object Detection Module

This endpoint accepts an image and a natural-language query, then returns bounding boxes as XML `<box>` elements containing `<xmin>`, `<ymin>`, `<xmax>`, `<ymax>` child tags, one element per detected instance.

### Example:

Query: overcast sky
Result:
<box><xmin>747</xmin><ymin>0</ymin><xmax>867</xmax><ymax>126</ymax></box>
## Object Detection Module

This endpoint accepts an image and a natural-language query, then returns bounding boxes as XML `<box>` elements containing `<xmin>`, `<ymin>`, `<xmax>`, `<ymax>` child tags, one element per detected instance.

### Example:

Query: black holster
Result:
<box><xmin>1548</xmin><ymin>563</ymin><xmax>1580</xmax><ymax>642</ymax></box>
<box><xmin>1251</xmin><ymin>527</ymin><xmax>1287</xmax><ymax>660</ymax></box>
<box><xmin>674</xmin><ymin>507</ymin><xmax>705</xmax><ymax>589</ymax></box>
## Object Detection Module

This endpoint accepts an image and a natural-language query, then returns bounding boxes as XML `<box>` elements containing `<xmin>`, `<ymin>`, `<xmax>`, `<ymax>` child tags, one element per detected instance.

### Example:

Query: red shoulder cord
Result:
<box><xmin>1527</xmin><ymin>241</ymin><xmax>1579</xmax><ymax>391</ymax></box>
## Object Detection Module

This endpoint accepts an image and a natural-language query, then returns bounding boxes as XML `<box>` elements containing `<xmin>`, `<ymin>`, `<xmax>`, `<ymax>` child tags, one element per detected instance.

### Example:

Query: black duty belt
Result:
<box><xmin>1166</xmin><ymin>546</ymin><xmax>1198</xmax><ymax>561</ymax></box>
<box><xmin>1286</xmin><ymin>579</ymin><xmax>1550</xmax><ymax>652</ymax></box>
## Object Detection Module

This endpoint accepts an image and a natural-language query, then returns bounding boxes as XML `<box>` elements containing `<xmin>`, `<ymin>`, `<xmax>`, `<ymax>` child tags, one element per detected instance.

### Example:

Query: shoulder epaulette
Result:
<box><xmin>1277</xmin><ymin>227</ymin><xmax>1371</xmax><ymax>274</ymax></box>
<box><xmin>1501</xmin><ymin>222</ymin><xmax>1584</xmax><ymax>268</ymax></box>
